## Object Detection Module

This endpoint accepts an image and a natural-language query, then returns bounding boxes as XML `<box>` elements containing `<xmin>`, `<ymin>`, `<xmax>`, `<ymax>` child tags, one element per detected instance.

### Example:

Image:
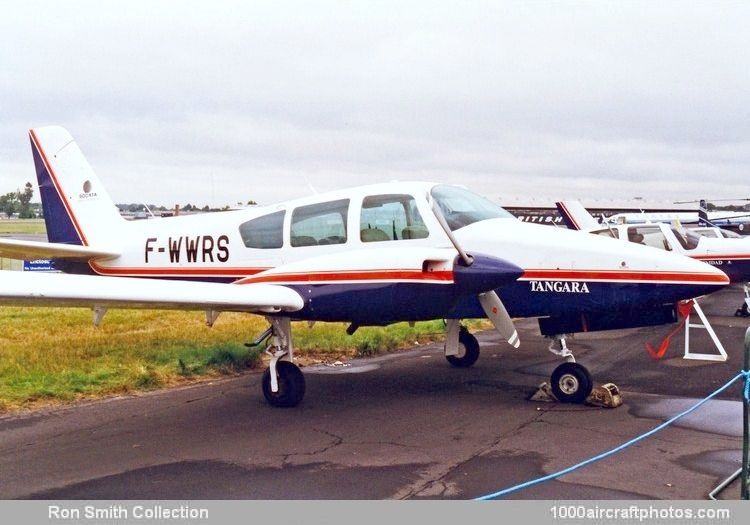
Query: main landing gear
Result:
<box><xmin>734</xmin><ymin>284</ymin><xmax>750</xmax><ymax>318</ymax></box>
<box><xmin>547</xmin><ymin>336</ymin><xmax>593</xmax><ymax>404</ymax></box>
<box><xmin>257</xmin><ymin>317</ymin><xmax>306</xmax><ymax>408</ymax></box>
<box><xmin>445</xmin><ymin>327</ymin><xmax>481</xmax><ymax>368</ymax></box>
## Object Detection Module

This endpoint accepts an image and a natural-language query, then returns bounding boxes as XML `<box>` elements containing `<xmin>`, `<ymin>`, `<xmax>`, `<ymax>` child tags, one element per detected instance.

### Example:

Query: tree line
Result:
<box><xmin>0</xmin><ymin>182</ymin><xmax>35</xmax><ymax>218</ymax></box>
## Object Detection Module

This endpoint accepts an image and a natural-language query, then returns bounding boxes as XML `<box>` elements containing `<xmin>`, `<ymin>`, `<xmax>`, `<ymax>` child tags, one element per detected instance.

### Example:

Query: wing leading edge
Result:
<box><xmin>0</xmin><ymin>271</ymin><xmax>303</xmax><ymax>313</ymax></box>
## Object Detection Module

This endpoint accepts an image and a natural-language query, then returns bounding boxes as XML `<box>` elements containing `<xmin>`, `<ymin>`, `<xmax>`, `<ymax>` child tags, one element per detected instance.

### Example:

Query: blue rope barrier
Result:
<box><xmin>475</xmin><ymin>371</ymin><xmax>747</xmax><ymax>501</ymax></box>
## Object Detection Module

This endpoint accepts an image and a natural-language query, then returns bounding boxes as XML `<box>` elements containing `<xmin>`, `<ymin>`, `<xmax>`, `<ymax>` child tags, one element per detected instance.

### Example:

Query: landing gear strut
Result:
<box><xmin>446</xmin><ymin>327</ymin><xmax>480</xmax><ymax>368</ymax></box>
<box><xmin>260</xmin><ymin>317</ymin><xmax>305</xmax><ymax>407</ymax></box>
<box><xmin>735</xmin><ymin>284</ymin><xmax>750</xmax><ymax>317</ymax></box>
<box><xmin>547</xmin><ymin>336</ymin><xmax>593</xmax><ymax>404</ymax></box>
<box><xmin>444</xmin><ymin>321</ymin><xmax>481</xmax><ymax>368</ymax></box>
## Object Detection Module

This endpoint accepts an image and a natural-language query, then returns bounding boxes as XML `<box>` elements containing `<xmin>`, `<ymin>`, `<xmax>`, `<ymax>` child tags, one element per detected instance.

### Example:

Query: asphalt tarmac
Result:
<box><xmin>1</xmin><ymin>285</ymin><xmax>748</xmax><ymax>500</ymax></box>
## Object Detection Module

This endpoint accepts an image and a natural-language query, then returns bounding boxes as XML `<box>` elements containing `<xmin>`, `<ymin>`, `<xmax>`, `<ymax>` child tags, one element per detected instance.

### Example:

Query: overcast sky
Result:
<box><xmin>1</xmin><ymin>1</ymin><xmax>749</xmax><ymax>207</ymax></box>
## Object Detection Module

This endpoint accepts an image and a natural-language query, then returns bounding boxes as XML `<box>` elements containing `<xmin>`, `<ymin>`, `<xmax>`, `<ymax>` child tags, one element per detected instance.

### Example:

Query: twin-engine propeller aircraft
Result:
<box><xmin>0</xmin><ymin>127</ymin><xmax>730</xmax><ymax>407</ymax></box>
<box><xmin>557</xmin><ymin>200</ymin><xmax>750</xmax><ymax>316</ymax></box>
<box><xmin>603</xmin><ymin>199</ymin><xmax>750</xmax><ymax>235</ymax></box>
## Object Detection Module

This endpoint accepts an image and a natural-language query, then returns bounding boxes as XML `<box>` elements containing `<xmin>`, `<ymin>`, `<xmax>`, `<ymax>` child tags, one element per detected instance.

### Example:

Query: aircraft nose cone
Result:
<box><xmin>636</xmin><ymin>250</ymin><xmax>729</xmax><ymax>305</ymax></box>
<box><xmin>452</xmin><ymin>253</ymin><xmax>524</xmax><ymax>295</ymax></box>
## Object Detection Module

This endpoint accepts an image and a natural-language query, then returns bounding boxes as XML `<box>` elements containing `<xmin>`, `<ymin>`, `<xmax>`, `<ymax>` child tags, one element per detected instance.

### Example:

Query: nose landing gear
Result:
<box><xmin>547</xmin><ymin>336</ymin><xmax>593</xmax><ymax>404</ymax></box>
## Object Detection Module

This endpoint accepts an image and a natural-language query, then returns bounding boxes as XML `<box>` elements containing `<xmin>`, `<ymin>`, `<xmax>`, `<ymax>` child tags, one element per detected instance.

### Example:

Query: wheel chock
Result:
<box><xmin>586</xmin><ymin>383</ymin><xmax>623</xmax><ymax>408</ymax></box>
<box><xmin>529</xmin><ymin>382</ymin><xmax>622</xmax><ymax>408</ymax></box>
<box><xmin>529</xmin><ymin>382</ymin><xmax>558</xmax><ymax>403</ymax></box>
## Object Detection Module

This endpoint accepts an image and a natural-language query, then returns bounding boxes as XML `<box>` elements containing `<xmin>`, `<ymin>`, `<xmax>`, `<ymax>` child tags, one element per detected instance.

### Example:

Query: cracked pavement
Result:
<box><xmin>0</xmin><ymin>285</ymin><xmax>748</xmax><ymax>499</ymax></box>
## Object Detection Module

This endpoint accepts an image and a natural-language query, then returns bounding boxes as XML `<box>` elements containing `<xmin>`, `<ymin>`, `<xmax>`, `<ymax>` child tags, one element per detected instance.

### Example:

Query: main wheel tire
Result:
<box><xmin>262</xmin><ymin>361</ymin><xmax>306</xmax><ymax>407</ymax></box>
<box><xmin>550</xmin><ymin>362</ymin><xmax>593</xmax><ymax>404</ymax></box>
<box><xmin>446</xmin><ymin>330</ymin><xmax>480</xmax><ymax>368</ymax></box>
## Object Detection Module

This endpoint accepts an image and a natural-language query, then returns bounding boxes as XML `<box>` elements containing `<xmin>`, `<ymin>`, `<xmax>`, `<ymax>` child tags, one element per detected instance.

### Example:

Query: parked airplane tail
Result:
<box><xmin>697</xmin><ymin>199</ymin><xmax>714</xmax><ymax>227</ymax></box>
<box><xmin>29</xmin><ymin>126</ymin><xmax>124</xmax><ymax>247</ymax></box>
<box><xmin>554</xmin><ymin>200</ymin><xmax>600</xmax><ymax>231</ymax></box>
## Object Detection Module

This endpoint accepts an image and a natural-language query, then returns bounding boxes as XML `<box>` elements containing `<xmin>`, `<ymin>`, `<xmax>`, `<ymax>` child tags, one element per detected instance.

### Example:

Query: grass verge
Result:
<box><xmin>0</xmin><ymin>307</ymin><xmax>486</xmax><ymax>413</ymax></box>
<box><xmin>0</xmin><ymin>219</ymin><xmax>46</xmax><ymax>235</ymax></box>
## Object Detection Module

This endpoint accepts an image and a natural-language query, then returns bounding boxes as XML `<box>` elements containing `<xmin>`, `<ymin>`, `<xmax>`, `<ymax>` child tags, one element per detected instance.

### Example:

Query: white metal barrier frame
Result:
<box><xmin>684</xmin><ymin>299</ymin><xmax>728</xmax><ymax>362</ymax></box>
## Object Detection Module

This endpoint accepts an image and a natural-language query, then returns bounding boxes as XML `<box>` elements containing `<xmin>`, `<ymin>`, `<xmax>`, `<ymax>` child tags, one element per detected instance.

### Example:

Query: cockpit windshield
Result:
<box><xmin>430</xmin><ymin>185</ymin><xmax>514</xmax><ymax>231</ymax></box>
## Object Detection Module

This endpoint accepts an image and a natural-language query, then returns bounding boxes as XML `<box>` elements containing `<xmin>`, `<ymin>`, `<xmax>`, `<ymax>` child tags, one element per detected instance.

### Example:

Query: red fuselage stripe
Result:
<box><xmin>88</xmin><ymin>264</ymin><xmax>725</xmax><ymax>285</ymax></box>
<box><xmin>89</xmin><ymin>263</ymin><xmax>269</xmax><ymax>276</ymax></box>
<box><xmin>522</xmin><ymin>269</ymin><xmax>728</xmax><ymax>283</ymax></box>
<box><xmin>235</xmin><ymin>269</ymin><xmax>455</xmax><ymax>285</ymax></box>
<box><xmin>691</xmin><ymin>254</ymin><xmax>750</xmax><ymax>261</ymax></box>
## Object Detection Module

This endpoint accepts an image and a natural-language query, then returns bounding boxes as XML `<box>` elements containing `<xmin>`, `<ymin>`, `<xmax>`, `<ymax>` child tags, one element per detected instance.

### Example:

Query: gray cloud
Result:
<box><xmin>1</xmin><ymin>1</ymin><xmax>749</xmax><ymax>207</ymax></box>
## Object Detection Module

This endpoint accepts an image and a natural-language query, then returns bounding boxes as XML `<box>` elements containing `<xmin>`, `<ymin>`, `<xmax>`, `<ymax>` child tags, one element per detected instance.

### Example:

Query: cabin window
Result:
<box><xmin>694</xmin><ymin>228</ymin><xmax>719</xmax><ymax>238</ymax></box>
<box><xmin>670</xmin><ymin>228</ymin><xmax>701</xmax><ymax>250</ymax></box>
<box><xmin>291</xmin><ymin>199</ymin><xmax>349</xmax><ymax>247</ymax></box>
<box><xmin>360</xmin><ymin>194</ymin><xmax>429</xmax><ymax>242</ymax></box>
<box><xmin>239</xmin><ymin>210</ymin><xmax>285</xmax><ymax>249</ymax></box>
<box><xmin>720</xmin><ymin>229</ymin><xmax>741</xmax><ymax>238</ymax></box>
<box><xmin>626</xmin><ymin>226</ymin><xmax>672</xmax><ymax>251</ymax></box>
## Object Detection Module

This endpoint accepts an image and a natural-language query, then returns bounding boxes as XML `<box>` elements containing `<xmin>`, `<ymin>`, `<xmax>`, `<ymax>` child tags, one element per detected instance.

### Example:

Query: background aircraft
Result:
<box><xmin>557</xmin><ymin>200</ymin><xmax>750</xmax><ymax>316</ymax></box>
<box><xmin>604</xmin><ymin>199</ymin><xmax>750</xmax><ymax>235</ymax></box>
<box><xmin>0</xmin><ymin>127</ymin><xmax>730</xmax><ymax>406</ymax></box>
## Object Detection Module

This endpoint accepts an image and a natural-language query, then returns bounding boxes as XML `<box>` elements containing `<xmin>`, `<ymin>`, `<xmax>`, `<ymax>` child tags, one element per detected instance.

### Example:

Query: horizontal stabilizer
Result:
<box><xmin>0</xmin><ymin>271</ymin><xmax>304</xmax><ymax>313</ymax></box>
<box><xmin>555</xmin><ymin>200</ymin><xmax>600</xmax><ymax>231</ymax></box>
<box><xmin>0</xmin><ymin>238</ymin><xmax>120</xmax><ymax>261</ymax></box>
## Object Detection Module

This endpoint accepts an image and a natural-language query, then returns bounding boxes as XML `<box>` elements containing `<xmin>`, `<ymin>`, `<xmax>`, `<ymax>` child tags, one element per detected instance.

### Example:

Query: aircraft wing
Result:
<box><xmin>0</xmin><ymin>238</ymin><xmax>119</xmax><ymax>261</ymax></box>
<box><xmin>0</xmin><ymin>271</ymin><xmax>303</xmax><ymax>313</ymax></box>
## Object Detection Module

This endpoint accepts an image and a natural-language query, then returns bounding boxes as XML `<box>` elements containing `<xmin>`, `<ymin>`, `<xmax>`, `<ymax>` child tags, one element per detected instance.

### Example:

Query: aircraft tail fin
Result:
<box><xmin>697</xmin><ymin>199</ymin><xmax>714</xmax><ymax>226</ymax></box>
<box><xmin>554</xmin><ymin>200</ymin><xmax>600</xmax><ymax>231</ymax></box>
<box><xmin>29</xmin><ymin>126</ymin><xmax>124</xmax><ymax>248</ymax></box>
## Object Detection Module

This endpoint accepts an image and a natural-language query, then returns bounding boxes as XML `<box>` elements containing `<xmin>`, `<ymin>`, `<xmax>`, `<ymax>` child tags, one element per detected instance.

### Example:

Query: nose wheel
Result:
<box><xmin>550</xmin><ymin>362</ymin><xmax>593</xmax><ymax>403</ymax></box>
<box><xmin>547</xmin><ymin>335</ymin><xmax>594</xmax><ymax>404</ymax></box>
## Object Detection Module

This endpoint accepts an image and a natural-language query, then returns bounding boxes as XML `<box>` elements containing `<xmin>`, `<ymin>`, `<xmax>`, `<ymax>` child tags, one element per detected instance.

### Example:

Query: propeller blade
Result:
<box><xmin>479</xmin><ymin>291</ymin><xmax>520</xmax><ymax>348</ymax></box>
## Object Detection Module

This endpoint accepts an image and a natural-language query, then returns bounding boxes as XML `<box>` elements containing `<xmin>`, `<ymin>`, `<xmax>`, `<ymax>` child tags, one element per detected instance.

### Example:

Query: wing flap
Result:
<box><xmin>0</xmin><ymin>238</ymin><xmax>119</xmax><ymax>261</ymax></box>
<box><xmin>0</xmin><ymin>271</ymin><xmax>303</xmax><ymax>313</ymax></box>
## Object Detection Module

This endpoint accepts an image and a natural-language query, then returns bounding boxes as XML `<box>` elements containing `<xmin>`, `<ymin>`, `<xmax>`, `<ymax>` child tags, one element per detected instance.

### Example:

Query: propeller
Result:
<box><xmin>430</xmin><ymin>200</ymin><xmax>521</xmax><ymax>348</ymax></box>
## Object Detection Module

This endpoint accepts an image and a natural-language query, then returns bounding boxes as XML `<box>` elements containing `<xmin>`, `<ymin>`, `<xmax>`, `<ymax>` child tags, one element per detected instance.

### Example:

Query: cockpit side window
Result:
<box><xmin>670</xmin><ymin>228</ymin><xmax>701</xmax><ymax>250</ymax></box>
<box><xmin>360</xmin><ymin>194</ymin><xmax>429</xmax><ymax>242</ymax></box>
<box><xmin>239</xmin><ymin>210</ymin><xmax>285</xmax><ymax>249</ymax></box>
<box><xmin>627</xmin><ymin>226</ymin><xmax>672</xmax><ymax>251</ymax></box>
<box><xmin>291</xmin><ymin>199</ymin><xmax>349</xmax><ymax>247</ymax></box>
<box><xmin>694</xmin><ymin>228</ymin><xmax>719</xmax><ymax>238</ymax></box>
<box><xmin>430</xmin><ymin>185</ymin><xmax>513</xmax><ymax>231</ymax></box>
